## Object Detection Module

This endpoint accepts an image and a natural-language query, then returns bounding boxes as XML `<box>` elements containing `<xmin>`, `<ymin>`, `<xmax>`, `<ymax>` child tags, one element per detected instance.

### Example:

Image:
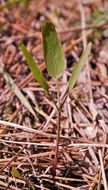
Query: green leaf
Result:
<box><xmin>42</xmin><ymin>22</ymin><xmax>65</xmax><ymax>79</ymax></box>
<box><xmin>0</xmin><ymin>61</ymin><xmax>36</xmax><ymax>117</ymax></box>
<box><xmin>12</xmin><ymin>167</ymin><xmax>23</xmax><ymax>179</ymax></box>
<box><xmin>68</xmin><ymin>42</ymin><xmax>92</xmax><ymax>92</ymax></box>
<box><xmin>20</xmin><ymin>43</ymin><xmax>49</xmax><ymax>93</ymax></box>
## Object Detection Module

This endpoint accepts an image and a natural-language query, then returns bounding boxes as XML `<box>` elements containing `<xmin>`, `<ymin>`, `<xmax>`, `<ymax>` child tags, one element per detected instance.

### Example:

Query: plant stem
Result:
<box><xmin>53</xmin><ymin>109</ymin><xmax>61</xmax><ymax>174</ymax></box>
<box><xmin>56</xmin><ymin>79</ymin><xmax>60</xmax><ymax>109</ymax></box>
<box><xmin>53</xmin><ymin>79</ymin><xmax>61</xmax><ymax>175</ymax></box>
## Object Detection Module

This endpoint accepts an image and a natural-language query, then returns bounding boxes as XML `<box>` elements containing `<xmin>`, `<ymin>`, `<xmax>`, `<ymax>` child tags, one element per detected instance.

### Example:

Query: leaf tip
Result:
<box><xmin>68</xmin><ymin>42</ymin><xmax>92</xmax><ymax>92</ymax></box>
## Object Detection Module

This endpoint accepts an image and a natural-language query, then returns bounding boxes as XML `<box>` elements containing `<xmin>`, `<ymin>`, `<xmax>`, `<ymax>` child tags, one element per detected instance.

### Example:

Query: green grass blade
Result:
<box><xmin>0</xmin><ymin>61</ymin><xmax>36</xmax><ymax>117</ymax></box>
<box><xmin>68</xmin><ymin>42</ymin><xmax>92</xmax><ymax>92</ymax></box>
<box><xmin>20</xmin><ymin>43</ymin><xmax>49</xmax><ymax>93</ymax></box>
<box><xmin>42</xmin><ymin>22</ymin><xmax>65</xmax><ymax>79</ymax></box>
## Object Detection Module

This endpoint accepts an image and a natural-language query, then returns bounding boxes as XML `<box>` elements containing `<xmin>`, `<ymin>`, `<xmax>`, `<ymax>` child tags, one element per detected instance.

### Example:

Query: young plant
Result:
<box><xmin>20</xmin><ymin>22</ymin><xmax>92</xmax><ymax>175</ymax></box>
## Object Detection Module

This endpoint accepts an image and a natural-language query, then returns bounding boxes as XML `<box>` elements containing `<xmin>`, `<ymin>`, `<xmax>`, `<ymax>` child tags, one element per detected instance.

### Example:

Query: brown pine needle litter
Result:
<box><xmin>0</xmin><ymin>0</ymin><xmax>108</xmax><ymax>189</ymax></box>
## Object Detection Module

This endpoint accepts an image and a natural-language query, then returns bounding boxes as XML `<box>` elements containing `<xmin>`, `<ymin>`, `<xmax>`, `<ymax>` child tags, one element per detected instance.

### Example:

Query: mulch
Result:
<box><xmin>0</xmin><ymin>0</ymin><xmax>108</xmax><ymax>189</ymax></box>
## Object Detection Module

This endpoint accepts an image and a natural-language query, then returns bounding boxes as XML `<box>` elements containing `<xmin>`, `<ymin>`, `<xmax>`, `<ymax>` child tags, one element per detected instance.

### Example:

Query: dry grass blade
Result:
<box><xmin>98</xmin><ymin>149</ymin><xmax>108</xmax><ymax>190</ymax></box>
<box><xmin>0</xmin><ymin>120</ymin><xmax>69</xmax><ymax>139</ymax></box>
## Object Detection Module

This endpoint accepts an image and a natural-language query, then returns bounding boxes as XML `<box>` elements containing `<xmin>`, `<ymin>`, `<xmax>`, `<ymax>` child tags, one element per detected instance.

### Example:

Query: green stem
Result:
<box><xmin>53</xmin><ymin>79</ymin><xmax>61</xmax><ymax>175</ymax></box>
<box><xmin>53</xmin><ymin>109</ymin><xmax>61</xmax><ymax>174</ymax></box>
<box><xmin>56</xmin><ymin>79</ymin><xmax>60</xmax><ymax>109</ymax></box>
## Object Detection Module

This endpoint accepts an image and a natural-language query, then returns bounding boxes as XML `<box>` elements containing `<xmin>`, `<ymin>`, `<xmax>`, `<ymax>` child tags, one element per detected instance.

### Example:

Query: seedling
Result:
<box><xmin>20</xmin><ymin>22</ymin><xmax>92</xmax><ymax>175</ymax></box>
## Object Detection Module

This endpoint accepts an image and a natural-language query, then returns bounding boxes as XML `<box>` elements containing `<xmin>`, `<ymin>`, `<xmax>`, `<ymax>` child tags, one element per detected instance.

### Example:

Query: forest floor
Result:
<box><xmin>0</xmin><ymin>0</ymin><xmax>108</xmax><ymax>189</ymax></box>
